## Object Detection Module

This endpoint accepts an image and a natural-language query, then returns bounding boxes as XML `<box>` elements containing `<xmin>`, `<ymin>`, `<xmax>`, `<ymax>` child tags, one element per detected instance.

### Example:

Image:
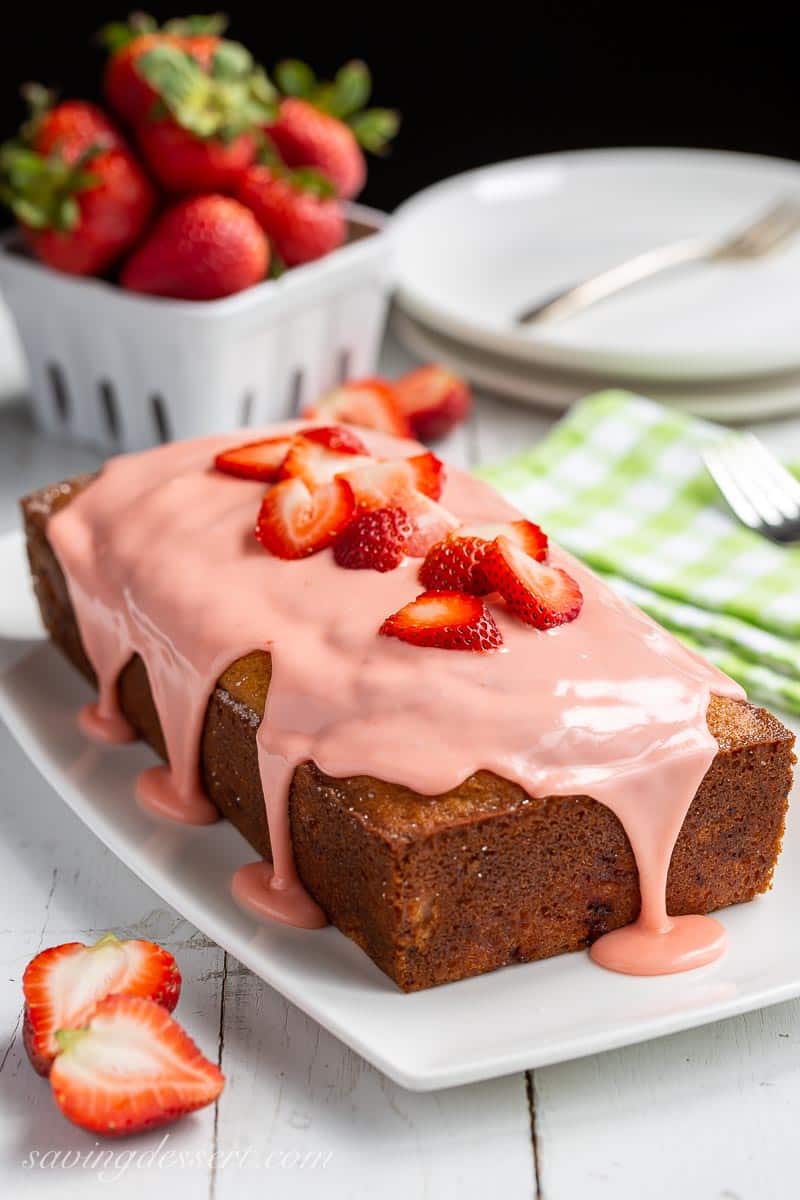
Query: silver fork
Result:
<box><xmin>517</xmin><ymin>198</ymin><xmax>800</xmax><ymax>326</ymax></box>
<box><xmin>703</xmin><ymin>434</ymin><xmax>800</xmax><ymax>543</ymax></box>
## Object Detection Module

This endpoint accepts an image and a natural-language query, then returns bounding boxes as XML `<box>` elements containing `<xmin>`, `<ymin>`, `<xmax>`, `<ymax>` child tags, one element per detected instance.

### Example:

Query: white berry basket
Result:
<box><xmin>0</xmin><ymin>203</ymin><xmax>392</xmax><ymax>452</ymax></box>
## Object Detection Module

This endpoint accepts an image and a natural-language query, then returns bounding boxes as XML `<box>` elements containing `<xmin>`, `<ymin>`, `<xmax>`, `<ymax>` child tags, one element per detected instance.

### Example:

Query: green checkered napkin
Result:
<box><xmin>479</xmin><ymin>390</ymin><xmax>800</xmax><ymax>715</ymax></box>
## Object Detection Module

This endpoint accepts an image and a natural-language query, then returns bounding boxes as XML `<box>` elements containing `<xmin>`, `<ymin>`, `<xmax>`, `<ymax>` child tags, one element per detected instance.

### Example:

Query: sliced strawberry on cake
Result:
<box><xmin>22</xmin><ymin>933</ymin><xmax>181</xmax><ymax>1076</ymax></box>
<box><xmin>214</xmin><ymin>435</ymin><xmax>295</xmax><ymax>482</ymax></box>
<box><xmin>333</xmin><ymin>506</ymin><xmax>412</xmax><ymax>571</ymax></box>
<box><xmin>256</xmin><ymin>476</ymin><xmax>355</xmax><ymax>558</ymax></box>
<box><xmin>419</xmin><ymin>520</ymin><xmax>548</xmax><ymax>593</ymax></box>
<box><xmin>49</xmin><ymin>995</ymin><xmax>224</xmax><ymax>1136</ymax></box>
<box><xmin>480</xmin><ymin>536</ymin><xmax>583</xmax><ymax>629</ymax></box>
<box><xmin>380</xmin><ymin>591</ymin><xmax>503</xmax><ymax>651</ymax></box>
<box><xmin>304</xmin><ymin>379</ymin><xmax>411</xmax><ymax>438</ymax></box>
<box><xmin>339</xmin><ymin>457</ymin><xmax>455</xmax><ymax>556</ymax></box>
<box><xmin>281</xmin><ymin>425</ymin><xmax>371</xmax><ymax>487</ymax></box>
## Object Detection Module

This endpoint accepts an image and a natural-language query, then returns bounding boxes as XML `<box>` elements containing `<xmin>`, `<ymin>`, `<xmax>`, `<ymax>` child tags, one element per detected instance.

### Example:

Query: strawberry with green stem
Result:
<box><xmin>133</xmin><ymin>39</ymin><xmax>277</xmax><ymax>193</ymax></box>
<box><xmin>0</xmin><ymin>89</ymin><xmax>155</xmax><ymax>276</ymax></box>
<box><xmin>268</xmin><ymin>59</ymin><xmax>399</xmax><ymax>199</ymax></box>
<box><xmin>100</xmin><ymin>11</ymin><xmax>229</xmax><ymax>127</ymax></box>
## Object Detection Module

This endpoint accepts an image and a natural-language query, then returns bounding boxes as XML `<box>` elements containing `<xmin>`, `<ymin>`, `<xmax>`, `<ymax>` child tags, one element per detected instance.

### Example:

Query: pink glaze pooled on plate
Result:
<box><xmin>48</xmin><ymin>423</ymin><xmax>745</xmax><ymax>975</ymax></box>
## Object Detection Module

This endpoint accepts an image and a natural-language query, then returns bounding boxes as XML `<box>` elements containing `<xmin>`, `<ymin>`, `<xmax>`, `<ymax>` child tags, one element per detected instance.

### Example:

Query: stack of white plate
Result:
<box><xmin>391</xmin><ymin>148</ymin><xmax>800</xmax><ymax>421</ymax></box>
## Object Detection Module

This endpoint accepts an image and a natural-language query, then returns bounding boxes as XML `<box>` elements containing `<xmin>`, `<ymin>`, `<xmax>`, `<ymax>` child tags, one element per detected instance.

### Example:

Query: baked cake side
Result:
<box><xmin>22</xmin><ymin>477</ymin><xmax>794</xmax><ymax>991</ymax></box>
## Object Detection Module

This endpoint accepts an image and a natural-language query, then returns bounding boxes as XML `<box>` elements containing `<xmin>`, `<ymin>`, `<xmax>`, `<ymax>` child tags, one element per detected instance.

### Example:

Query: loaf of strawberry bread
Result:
<box><xmin>22</xmin><ymin>459</ymin><xmax>794</xmax><ymax>991</ymax></box>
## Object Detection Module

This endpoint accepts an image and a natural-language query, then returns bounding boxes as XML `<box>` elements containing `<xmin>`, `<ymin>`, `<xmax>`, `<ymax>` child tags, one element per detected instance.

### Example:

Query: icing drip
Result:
<box><xmin>48</xmin><ymin>423</ymin><xmax>745</xmax><ymax>973</ymax></box>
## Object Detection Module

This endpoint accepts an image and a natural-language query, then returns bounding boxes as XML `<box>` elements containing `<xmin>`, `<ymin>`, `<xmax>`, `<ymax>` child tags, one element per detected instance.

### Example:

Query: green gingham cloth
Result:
<box><xmin>479</xmin><ymin>390</ymin><xmax>800</xmax><ymax>714</ymax></box>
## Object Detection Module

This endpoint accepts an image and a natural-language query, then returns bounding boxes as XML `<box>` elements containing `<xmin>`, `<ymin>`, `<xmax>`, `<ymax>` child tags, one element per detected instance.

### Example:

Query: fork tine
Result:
<box><xmin>712</xmin><ymin>439</ymin><xmax>786</xmax><ymax>528</ymax></box>
<box><xmin>722</xmin><ymin>436</ymin><xmax>800</xmax><ymax>523</ymax></box>
<box><xmin>740</xmin><ymin>434</ymin><xmax>800</xmax><ymax>514</ymax></box>
<box><xmin>704</xmin><ymin>446</ymin><xmax>765</xmax><ymax>530</ymax></box>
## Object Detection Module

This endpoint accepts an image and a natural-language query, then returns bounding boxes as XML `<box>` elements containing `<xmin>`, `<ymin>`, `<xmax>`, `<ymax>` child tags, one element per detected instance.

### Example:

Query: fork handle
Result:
<box><xmin>516</xmin><ymin>235</ymin><xmax>712</xmax><ymax>325</ymax></box>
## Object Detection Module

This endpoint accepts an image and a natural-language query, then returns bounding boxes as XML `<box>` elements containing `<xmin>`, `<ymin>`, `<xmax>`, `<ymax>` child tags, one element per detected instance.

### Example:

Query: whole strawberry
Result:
<box><xmin>132</xmin><ymin>40</ymin><xmax>276</xmax><ymax>192</ymax></box>
<box><xmin>120</xmin><ymin>195</ymin><xmax>269</xmax><ymax>300</ymax></box>
<box><xmin>236</xmin><ymin>162</ymin><xmax>345</xmax><ymax>266</ymax></box>
<box><xmin>100</xmin><ymin>12</ymin><xmax>227</xmax><ymax>127</ymax></box>
<box><xmin>0</xmin><ymin>95</ymin><xmax>154</xmax><ymax>276</ymax></box>
<box><xmin>268</xmin><ymin>60</ymin><xmax>399</xmax><ymax>199</ymax></box>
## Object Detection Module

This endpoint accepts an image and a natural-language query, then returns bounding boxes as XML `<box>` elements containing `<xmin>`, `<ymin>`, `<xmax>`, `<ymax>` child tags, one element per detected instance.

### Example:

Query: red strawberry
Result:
<box><xmin>236</xmin><ymin>163</ymin><xmax>346</xmax><ymax>267</ymax></box>
<box><xmin>131</xmin><ymin>41</ymin><xmax>275</xmax><ymax>193</ymax></box>
<box><xmin>480</xmin><ymin>536</ymin><xmax>583</xmax><ymax>629</ymax></box>
<box><xmin>333</xmin><ymin>506</ymin><xmax>411</xmax><ymax>571</ymax></box>
<box><xmin>49</xmin><ymin>995</ymin><xmax>224</xmax><ymax>1136</ymax></box>
<box><xmin>1</xmin><ymin>134</ymin><xmax>155</xmax><ymax>277</ymax></box>
<box><xmin>100</xmin><ymin>14</ymin><xmax>225</xmax><ymax>126</ymax></box>
<box><xmin>380</xmin><ymin>591</ymin><xmax>503</xmax><ymax>652</ymax></box>
<box><xmin>22</xmin><ymin>933</ymin><xmax>181</xmax><ymax>1077</ymax></box>
<box><xmin>121</xmin><ymin>196</ymin><xmax>269</xmax><ymax>300</ymax></box>
<box><xmin>407</xmin><ymin>451</ymin><xmax>446</xmax><ymax>500</ymax></box>
<box><xmin>136</xmin><ymin>119</ymin><xmax>258</xmax><ymax>193</ymax></box>
<box><xmin>419</xmin><ymin>520</ymin><xmax>548</xmax><ymax>593</ymax></box>
<box><xmin>214</xmin><ymin>434</ymin><xmax>295</xmax><ymax>481</ymax></box>
<box><xmin>281</xmin><ymin>429</ymin><xmax>371</xmax><ymax>488</ymax></box>
<box><xmin>394</xmin><ymin>365</ymin><xmax>472</xmax><ymax>442</ymax></box>
<box><xmin>255</xmin><ymin>476</ymin><xmax>355</xmax><ymax>558</ymax></box>
<box><xmin>304</xmin><ymin>379</ymin><xmax>411</xmax><ymax>438</ymax></box>
<box><xmin>23</xmin><ymin>91</ymin><xmax>124</xmax><ymax>160</ymax></box>
<box><xmin>267</xmin><ymin>97</ymin><xmax>366</xmax><ymax>200</ymax></box>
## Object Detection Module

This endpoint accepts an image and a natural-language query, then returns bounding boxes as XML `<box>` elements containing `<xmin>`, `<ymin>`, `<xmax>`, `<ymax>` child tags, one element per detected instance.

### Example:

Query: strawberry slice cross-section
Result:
<box><xmin>281</xmin><ymin>426</ymin><xmax>372</xmax><ymax>488</ymax></box>
<box><xmin>214</xmin><ymin>435</ymin><xmax>296</xmax><ymax>482</ymax></box>
<box><xmin>481</xmin><ymin>536</ymin><xmax>583</xmax><ymax>629</ymax></box>
<box><xmin>22</xmin><ymin>933</ymin><xmax>181</xmax><ymax>1076</ymax></box>
<box><xmin>49</xmin><ymin>994</ymin><xmax>224</xmax><ymax>1136</ymax></box>
<box><xmin>380</xmin><ymin>590</ymin><xmax>503</xmax><ymax>651</ymax></box>
<box><xmin>255</xmin><ymin>475</ymin><xmax>355</xmax><ymax>558</ymax></box>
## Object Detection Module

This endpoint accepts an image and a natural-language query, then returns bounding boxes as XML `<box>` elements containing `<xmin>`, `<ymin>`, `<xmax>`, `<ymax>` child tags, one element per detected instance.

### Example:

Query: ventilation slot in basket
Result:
<box><xmin>240</xmin><ymin>391</ymin><xmax>254</xmax><ymax>427</ymax></box>
<box><xmin>98</xmin><ymin>381</ymin><xmax>120</xmax><ymax>443</ymax></box>
<box><xmin>287</xmin><ymin>368</ymin><xmax>304</xmax><ymax>417</ymax></box>
<box><xmin>150</xmin><ymin>394</ymin><xmax>171</xmax><ymax>443</ymax></box>
<box><xmin>337</xmin><ymin>349</ymin><xmax>352</xmax><ymax>383</ymax></box>
<box><xmin>47</xmin><ymin>363</ymin><xmax>71</xmax><ymax>425</ymax></box>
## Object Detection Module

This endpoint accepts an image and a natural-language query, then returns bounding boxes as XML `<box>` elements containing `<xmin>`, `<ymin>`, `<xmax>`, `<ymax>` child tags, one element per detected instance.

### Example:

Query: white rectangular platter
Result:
<box><xmin>1</xmin><ymin>528</ymin><xmax>798</xmax><ymax>1091</ymax></box>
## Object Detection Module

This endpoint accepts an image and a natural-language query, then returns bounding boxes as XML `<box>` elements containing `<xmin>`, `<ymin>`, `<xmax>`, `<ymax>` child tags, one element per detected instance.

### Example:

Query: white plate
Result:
<box><xmin>392</xmin><ymin>148</ymin><xmax>800</xmax><ymax>383</ymax></box>
<box><xmin>1</xmin><ymin>527</ymin><xmax>799</xmax><ymax>1091</ymax></box>
<box><xmin>391</xmin><ymin>308</ymin><xmax>800</xmax><ymax>423</ymax></box>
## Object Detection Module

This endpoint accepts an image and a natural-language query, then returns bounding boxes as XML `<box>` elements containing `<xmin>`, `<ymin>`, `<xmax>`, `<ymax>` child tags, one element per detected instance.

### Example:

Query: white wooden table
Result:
<box><xmin>2</xmin><ymin>336</ymin><xmax>800</xmax><ymax>1199</ymax></box>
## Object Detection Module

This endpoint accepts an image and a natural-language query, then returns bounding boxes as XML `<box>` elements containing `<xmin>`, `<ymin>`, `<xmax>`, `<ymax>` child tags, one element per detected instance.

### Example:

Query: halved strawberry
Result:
<box><xmin>282</xmin><ymin>428</ymin><xmax>371</xmax><ymax>488</ymax></box>
<box><xmin>255</xmin><ymin>476</ymin><xmax>355</xmax><ymax>558</ymax></box>
<box><xmin>49</xmin><ymin>995</ymin><xmax>224</xmax><ymax>1136</ymax></box>
<box><xmin>420</xmin><ymin>520</ymin><xmax>548</xmax><ymax>593</ymax></box>
<box><xmin>304</xmin><ymin>379</ymin><xmax>411</xmax><ymax>438</ymax></box>
<box><xmin>480</xmin><ymin>536</ymin><xmax>583</xmax><ymax>629</ymax></box>
<box><xmin>22</xmin><ymin>933</ymin><xmax>181</xmax><ymax>1077</ymax></box>
<box><xmin>380</xmin><ymin>591</ymin><xmax>503</xmax><ymax>651</ymax></box>
<box><xmin>333</xmin><ymin>506</ymin><xmax>411</xmax><ymax>571</ymax></box>
<box><xmin>394</xmin><ymin>365</ymin><xmax>472</xmax><ymax>442</ymax></box>
<box><xmin>407</xmin><ymin>451</ymin><xmax>446</xmax><ymax>500</ymax></box>
<box><xmin>339</xmin><ymin>459</ymin><xmax>456</xmax><ymax>556</ymax></box>
<box><xmin>214</xmin><ymin>435</ymin><xmax>294</xmax><ymax>482</ymax></box>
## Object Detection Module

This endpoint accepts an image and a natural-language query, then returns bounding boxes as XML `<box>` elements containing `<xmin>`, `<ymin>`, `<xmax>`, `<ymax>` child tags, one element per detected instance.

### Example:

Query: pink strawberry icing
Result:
<box><xmin>48</xmin><ymin>423</ymin><xmax>745</xmax><ymax>977</ymax></box>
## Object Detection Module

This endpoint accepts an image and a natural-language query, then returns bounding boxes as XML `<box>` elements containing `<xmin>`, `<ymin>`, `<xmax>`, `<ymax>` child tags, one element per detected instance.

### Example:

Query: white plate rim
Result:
<box><xmin>1</xmin><ymin>527</ymin><xmax>799</xmax><ymax>1090</ymax></box>
<box><xmin>392</xmin><ymin>146</ymin><xmax>800</xmax><ymax>382</ymax></box>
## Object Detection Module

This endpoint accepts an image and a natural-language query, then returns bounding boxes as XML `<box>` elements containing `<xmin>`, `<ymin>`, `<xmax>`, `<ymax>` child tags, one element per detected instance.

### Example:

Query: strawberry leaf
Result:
<box><xmin>289</xmin><ymin>166</ymin><xmax>337</xmax><ymax>197</ymax></box>
<box><xmin>210</xmin><ymin>40</ymin><xmax>253</xmax><ymax>81</ymax></box>
<box><xmin>163</xmin><ymin>12</ymin><xmax>229</xmax><ymax>36</ymax></box>
<box><xmin>96</xmin><ymin>12</ymin><xmax>159</xmax><ymax>52</ymax></box>
<box><xmin>348</xmin><ymin>108</ymin><xmax>400</xmax><ymax>153</ymax></box>
<box><xmin>274</xmin><ymin>59</ymin><xmax>316</xmax><ymax>99</ymax></box>
<box><xmin>329</xmin><ymin>60</ymin><xmax>371</xmax><ymax>119</ymax></box>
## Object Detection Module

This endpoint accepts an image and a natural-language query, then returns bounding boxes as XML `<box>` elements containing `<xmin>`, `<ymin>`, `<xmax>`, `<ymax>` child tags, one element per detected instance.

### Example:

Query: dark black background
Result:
<box><xmin>0</xmin><ymin>2</ymin><xmax>794</xmax><ymax>213</ymax></box>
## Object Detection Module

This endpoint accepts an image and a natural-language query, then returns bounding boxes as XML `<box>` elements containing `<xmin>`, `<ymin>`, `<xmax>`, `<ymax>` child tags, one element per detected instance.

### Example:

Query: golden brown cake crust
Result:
<box><xmin>21</xmin><ymin>477</ymin><xmax>795</xmax><ymax>991</ymax></box>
